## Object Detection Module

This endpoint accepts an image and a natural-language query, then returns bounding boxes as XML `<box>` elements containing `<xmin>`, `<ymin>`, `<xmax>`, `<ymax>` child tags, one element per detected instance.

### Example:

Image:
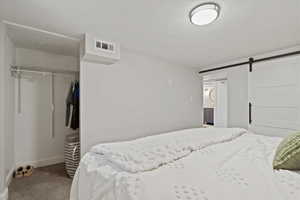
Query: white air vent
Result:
<box><xmin>80</xmin><ymin>34</ymin><xmax>120</xmax><ymax>65</ymax></box>
<box><xmin>95</xmin><ymin>40</ymin><xmax>115</xmax><ymax>52</ymax></box>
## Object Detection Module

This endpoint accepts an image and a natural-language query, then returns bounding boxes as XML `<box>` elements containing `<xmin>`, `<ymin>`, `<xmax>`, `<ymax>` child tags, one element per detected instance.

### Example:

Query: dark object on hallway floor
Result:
<box><xmin>9</xmin><ymin>163</ymin><xmax>72</xmax><ymax>200</ymax></box>
<box><xmin>13</xmin><ymin>165</ymin><xmax>34</xmax><ymax>179</ymax></box>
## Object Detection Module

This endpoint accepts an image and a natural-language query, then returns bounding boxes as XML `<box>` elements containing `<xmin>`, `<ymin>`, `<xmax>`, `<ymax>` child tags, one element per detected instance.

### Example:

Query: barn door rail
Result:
<box><xmin>199</xmin><ymin>50</ymin><xmax>300</xmax><ymax>74</ymax></box>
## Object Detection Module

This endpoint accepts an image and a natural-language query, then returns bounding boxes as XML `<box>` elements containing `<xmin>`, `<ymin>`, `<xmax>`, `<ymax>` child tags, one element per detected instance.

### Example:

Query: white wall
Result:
<box><xmin>4</xmin><ymin>31</ymin><xmax>16</xmax><ymax>184</ymax></box>
<box><xmin>0</xmin><ymin>22</ymin><xmax>16</xmax><ymax>200</ymax></box>
<box><xmin>0</xmin><ymin>21</ymin><xmax>8</xmax><ymax>200</ymax></box>
<box><xmin>16</xmin><ymin>48</ymin><xmax>79</xmax><ymax>71</ymax></box>
<box><xmin>14</xmin><ymin>48</ymin><xmax>78</xmax><ymax>167</ymax></box>
<box><xmin>80</xmin><ymin>49</ymin><xmax>203</xmax><ymax>154</ymax></box>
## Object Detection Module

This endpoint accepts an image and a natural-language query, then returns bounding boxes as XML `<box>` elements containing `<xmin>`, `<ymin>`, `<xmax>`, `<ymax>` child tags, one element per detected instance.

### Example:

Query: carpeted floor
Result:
<box><xmin>9</xmin><ymin>163</ymin><xmax>72</xmax><ymax>200</ymax></box>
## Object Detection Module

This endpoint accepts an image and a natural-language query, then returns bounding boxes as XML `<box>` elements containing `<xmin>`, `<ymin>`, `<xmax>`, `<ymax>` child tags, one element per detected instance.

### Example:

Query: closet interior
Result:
<box><xmin>4</xmin><ymin>21</ymin><xmax>81</xmax><ymax>179</ymax></box>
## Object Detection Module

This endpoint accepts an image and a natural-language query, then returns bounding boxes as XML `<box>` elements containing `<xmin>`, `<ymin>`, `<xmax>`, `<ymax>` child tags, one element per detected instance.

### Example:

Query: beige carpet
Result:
<box><xmin>9</xmin><ymin>163</ymin><xmax>72</xmax><ymax>200</ymax></box>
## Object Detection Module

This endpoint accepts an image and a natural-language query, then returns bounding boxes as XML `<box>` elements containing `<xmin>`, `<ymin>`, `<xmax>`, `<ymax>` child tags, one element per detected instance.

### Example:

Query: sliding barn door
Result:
<box><xmin>249</xmin><ymin>55</ymin><xmax>300</xmax><ymax>137</ymax></box>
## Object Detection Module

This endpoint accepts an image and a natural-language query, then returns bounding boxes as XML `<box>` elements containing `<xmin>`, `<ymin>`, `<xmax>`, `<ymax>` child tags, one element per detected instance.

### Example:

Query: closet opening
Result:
<box><xmin>202</xmin><ymin>73</ymin><xmax>228</xmax><ymax>128</ymax></box>
<box><xmin>4</xmin><ymin>21</ymin><xmax>81</xmax><ymax>198</ymax></box>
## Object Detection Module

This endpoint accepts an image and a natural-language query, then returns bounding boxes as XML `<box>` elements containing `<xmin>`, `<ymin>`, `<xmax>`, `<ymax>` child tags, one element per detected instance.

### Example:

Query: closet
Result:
<box><xmin>4</xmin><ymin>22</ymin><xmax>80</xmax><ymax>177</ymax></box>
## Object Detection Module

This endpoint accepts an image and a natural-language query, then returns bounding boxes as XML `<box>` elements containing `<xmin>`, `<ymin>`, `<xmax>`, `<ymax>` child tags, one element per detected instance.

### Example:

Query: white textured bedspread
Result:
<box><xmin>70</xmin><ymin>128</ymin><xmax>300</xmax><ymax>200</ymax></box>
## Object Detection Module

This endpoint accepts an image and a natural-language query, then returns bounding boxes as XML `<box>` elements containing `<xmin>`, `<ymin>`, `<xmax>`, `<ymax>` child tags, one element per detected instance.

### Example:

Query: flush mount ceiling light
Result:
<box><xmin>189</xmin><ymin>3</ymin><xmax>220</xmax><ymax>26</ymax></box>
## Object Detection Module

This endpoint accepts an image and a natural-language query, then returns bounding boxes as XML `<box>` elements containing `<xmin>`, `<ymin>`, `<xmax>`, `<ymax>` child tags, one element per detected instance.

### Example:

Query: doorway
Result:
<box><xmin>203</xmin><ymin>74</ymin><xmax>228</xmax><ymax>127</ymax></box>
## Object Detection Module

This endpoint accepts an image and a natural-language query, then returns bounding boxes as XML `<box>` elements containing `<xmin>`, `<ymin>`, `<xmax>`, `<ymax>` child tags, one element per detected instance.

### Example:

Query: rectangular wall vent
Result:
<box><xmin>81</xmin><ymin>34</ymin><xmax>120</xmax><ymax>65</ymax></box>
<box><xmin>95</xmin><ymin>40</ymin><xmax>115</xmax><ymax>53</ymax></box>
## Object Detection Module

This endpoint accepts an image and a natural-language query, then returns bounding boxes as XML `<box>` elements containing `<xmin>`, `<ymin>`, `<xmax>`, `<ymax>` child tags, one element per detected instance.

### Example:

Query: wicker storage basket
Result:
<box><xmin>65</xmin><ymin>133</ymin><xmax>80</xmax><ymax>178</ymax></box>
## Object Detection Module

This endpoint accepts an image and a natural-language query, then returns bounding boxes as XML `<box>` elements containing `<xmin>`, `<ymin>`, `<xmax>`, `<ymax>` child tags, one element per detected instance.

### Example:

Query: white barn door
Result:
<box><xmin>249</xmin><ymin>55</ymin><xmax>300</xmax><ymax>137</ymax></box>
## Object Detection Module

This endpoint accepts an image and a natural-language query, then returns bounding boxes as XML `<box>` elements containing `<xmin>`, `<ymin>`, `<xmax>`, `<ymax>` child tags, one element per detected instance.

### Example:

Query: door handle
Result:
<box><xmin>249</xmin><ymin>102</ymin><xmax>252</xmax><ymax>124</ymax></box>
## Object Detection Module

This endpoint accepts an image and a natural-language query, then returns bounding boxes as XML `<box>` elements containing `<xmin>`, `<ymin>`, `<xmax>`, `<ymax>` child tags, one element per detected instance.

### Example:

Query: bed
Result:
<box><xmin>70</xmin><ymin>128</ymin><xmax>300</xmax><ymax>200</ymax></box>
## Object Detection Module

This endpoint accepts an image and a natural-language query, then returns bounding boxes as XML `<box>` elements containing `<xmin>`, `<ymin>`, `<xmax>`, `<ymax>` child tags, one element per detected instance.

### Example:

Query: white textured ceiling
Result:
<box><xmin>1</xmin><ymin>0</ymin><xmax>299</xmax><ymax>68</ymax></box>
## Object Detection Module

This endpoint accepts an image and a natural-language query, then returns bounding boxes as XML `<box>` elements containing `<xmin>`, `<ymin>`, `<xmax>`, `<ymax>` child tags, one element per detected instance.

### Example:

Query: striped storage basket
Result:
<box><xmin>65</xmin><ymin>133</ymin><xmax>80</xmax><ymax>178</ymax></box>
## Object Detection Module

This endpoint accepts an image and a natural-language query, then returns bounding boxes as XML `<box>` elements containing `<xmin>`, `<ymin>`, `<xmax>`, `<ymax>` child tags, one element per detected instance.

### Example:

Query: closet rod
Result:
<box><xmin>198</xmin><ymin>50</ymin><xmax>300</xmax><ymax>74</ymax></box>
<box><xmin>10</xmin><ymin>66</ymin><xmax>79</xmax><ymax>75</ymax></box>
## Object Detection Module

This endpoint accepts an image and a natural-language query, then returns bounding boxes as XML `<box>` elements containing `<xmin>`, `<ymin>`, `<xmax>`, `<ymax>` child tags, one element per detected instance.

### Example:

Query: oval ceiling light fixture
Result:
<box><xmin>189</xmin><ymin>2</ymin><xmax>220</xmax><ymax>26</ymax></box>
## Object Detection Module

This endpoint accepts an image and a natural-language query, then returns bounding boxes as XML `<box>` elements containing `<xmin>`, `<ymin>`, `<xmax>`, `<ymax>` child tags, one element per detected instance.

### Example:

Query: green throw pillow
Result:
<box><xmin>273</xmin><ymin>132</ymin><xmax>300</xmax><ymax>170</ymax></box>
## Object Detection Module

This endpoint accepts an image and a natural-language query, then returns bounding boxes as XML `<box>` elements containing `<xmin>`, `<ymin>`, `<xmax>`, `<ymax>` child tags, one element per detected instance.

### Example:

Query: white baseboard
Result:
<box><xmin>16</xmin><ymin>155</ymin><xmax>64</xmax><ymax>168</ymax></box>
<box><xmin>5</xmin><ymin>167</ymin><xmax>14</xmax><ymax>186</ymax></box>
<box><xmin>0</xmin><ymin>188</ymin><xmax>8</xmax><ymax>200</ymax></box>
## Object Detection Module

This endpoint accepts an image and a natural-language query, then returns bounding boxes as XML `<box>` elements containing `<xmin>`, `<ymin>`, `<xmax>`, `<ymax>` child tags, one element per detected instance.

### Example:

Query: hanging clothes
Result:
<box><xmin>71</xmin><ymin>82</ymin><xmax>80</xmax><ymax>129</ymax></box>
<box><xmin>66</xmin><ymin>81</ymin><xmax>80</xmax><ymax>130</ymax></box>
<box><xmin>66</xmin><ymin>82</ymin><xmax>74</xmax><ymax>126</ymax></box>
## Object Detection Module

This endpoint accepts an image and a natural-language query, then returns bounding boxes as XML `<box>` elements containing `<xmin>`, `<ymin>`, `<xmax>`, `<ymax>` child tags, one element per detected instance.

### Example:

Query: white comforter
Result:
<box><xmin>70</xmin><ymin>128</ymin><xmax>300</xmax><ymax>200</ymax></box>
